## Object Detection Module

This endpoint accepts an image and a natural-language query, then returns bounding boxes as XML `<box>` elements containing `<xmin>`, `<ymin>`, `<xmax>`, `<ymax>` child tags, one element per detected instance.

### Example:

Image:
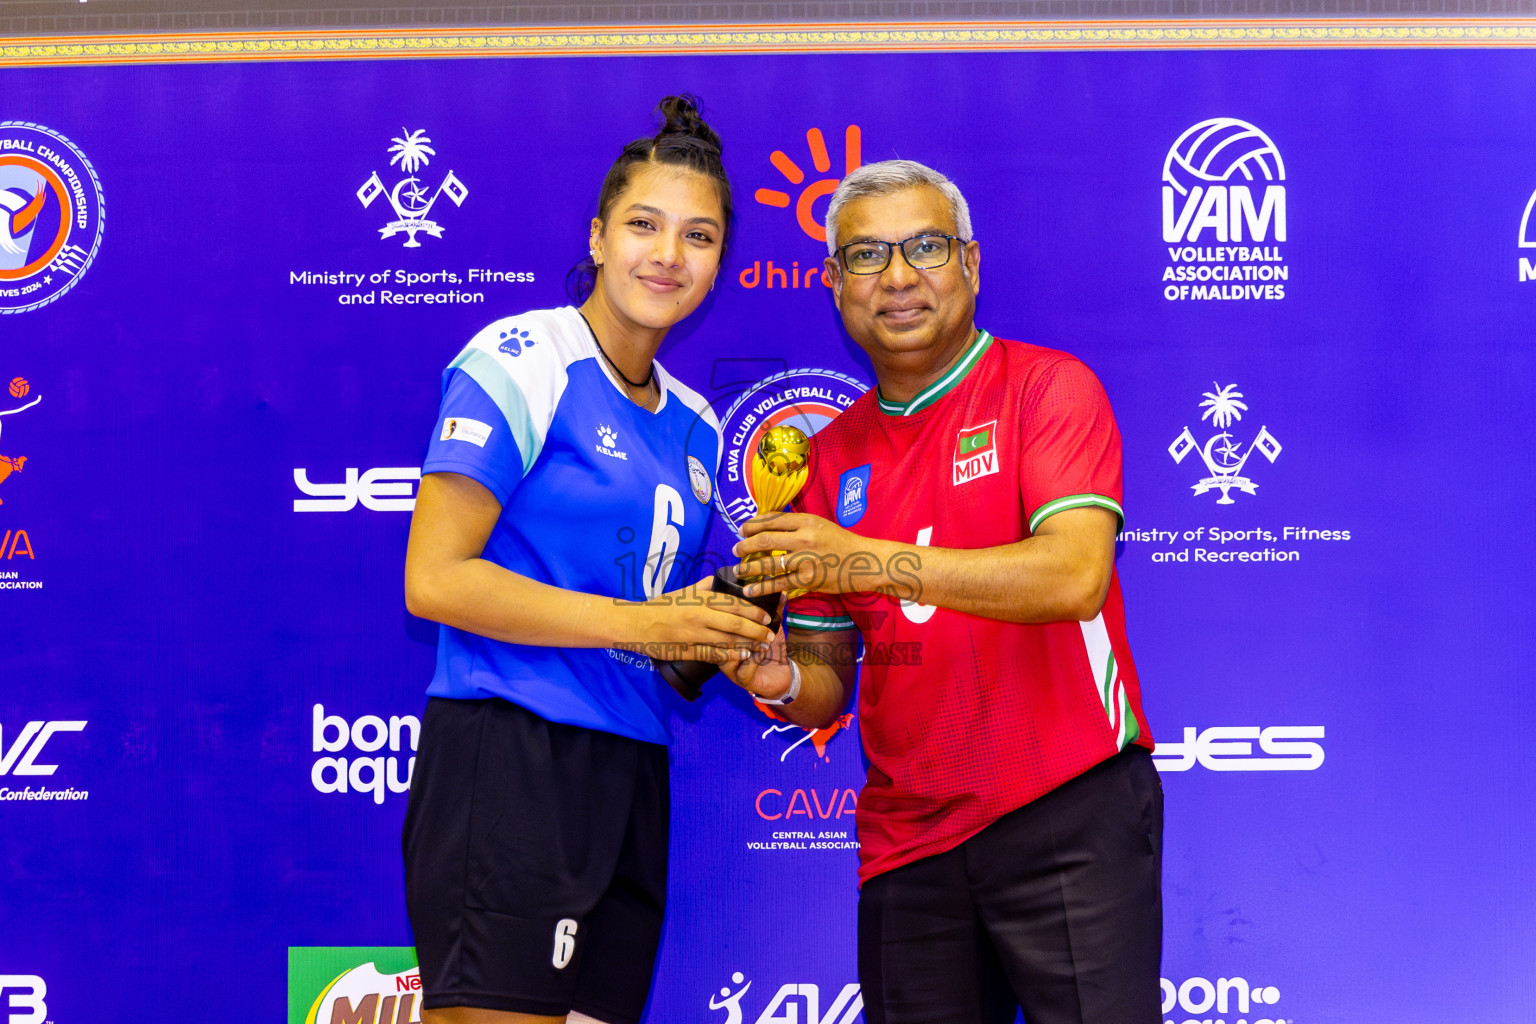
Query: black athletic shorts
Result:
<box><xmin>402</xmin><ymin>696</ymin><xmax>669</xmax><ymax>1024</ymax></box>
<box><xmin>859</xmin><ymin>745</ymin><xmax>1164</xmax><ymax>1024</ymax></box>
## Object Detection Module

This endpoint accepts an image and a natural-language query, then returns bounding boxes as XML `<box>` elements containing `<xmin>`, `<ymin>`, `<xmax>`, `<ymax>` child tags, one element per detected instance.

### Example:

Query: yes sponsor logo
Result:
<box><xmin>1169</xmin><ymin>384</ymin><xmax>1281</xmax><ymax>505</ymax></box>
<box><xmin>741</xmin><ymin>123</ymin><xmax>864</xmax><ymax>292</ymax></box>
<box><xmin>1153</xmin><ymin>726</ymin><xmax>1325</xmax><ymax>772</ymax></box>
<box><xmin>711</xmin><ymin>971</ymin><xmax>863</xmax><ymax>1024</ymax></box>
<box><xmin>0</xmin><ymin>718</ymin><xmax>88</xmax><ymax>802</ymax></box>
<box><xmin>310</xmin><ymin>704</ymin><xmax>417</xmax><ymax>805</ymax></box>
<box><xmin>1162</xmin><ymin>118</ymin><xmax>1288</xmax><ymax>302</ymax></box>
<box><xmin>1161</xmin><ymin>974</ymin><xmax>1289</xmax><ymax>1024</ymax></box>
<box><xmin>0</xmin><ymin>122</ymin><xmax>106</xmax><ymax>314</ymax></box>
<box><xmin>0</xmin><ymin>976</ymin><xmax>47</xmax><ymax>1024</ymax></box>
<box><xmin>289</xmin><ymin>948</ymin><xmax>421</xmax><ymax>1024</ymax></box>
<box><xmin>357</xmin><ymin>129</ymin><xmax>467</xmax><ymax>248</ymax></box>
<box><xmin>293</xmin><ymin>467</ymin><xmax>420</xmax><ymax>512</ymax></box>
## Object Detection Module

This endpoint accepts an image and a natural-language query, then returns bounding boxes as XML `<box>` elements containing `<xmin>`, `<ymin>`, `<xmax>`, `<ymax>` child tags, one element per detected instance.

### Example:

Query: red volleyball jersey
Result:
<box><xmin>786</xmin><ymin>330</ymin><xmax>1153</xmax><ymax>883</ymax></box>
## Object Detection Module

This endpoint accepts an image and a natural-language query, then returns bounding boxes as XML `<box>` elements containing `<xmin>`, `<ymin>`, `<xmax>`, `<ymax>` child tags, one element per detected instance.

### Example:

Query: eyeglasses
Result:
<box><xmin>835</xmin><ymin>234</ymin><xmax>965</xmax><ymax>275</ymax></box>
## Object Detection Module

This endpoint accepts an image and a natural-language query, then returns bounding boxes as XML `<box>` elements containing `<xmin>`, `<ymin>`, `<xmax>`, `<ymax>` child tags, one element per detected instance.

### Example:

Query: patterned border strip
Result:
<box><xmin>4</xmin><ymin>18</ymin><xmax>1536</xmax><ymax>65</ymax></box>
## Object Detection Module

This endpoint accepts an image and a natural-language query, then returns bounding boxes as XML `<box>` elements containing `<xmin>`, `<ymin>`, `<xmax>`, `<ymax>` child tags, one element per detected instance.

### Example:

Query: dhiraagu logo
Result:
<box><xmin>289</xmin><ymin>947</ymin><xmax>421</xmax><ymax>1024</ymax></box>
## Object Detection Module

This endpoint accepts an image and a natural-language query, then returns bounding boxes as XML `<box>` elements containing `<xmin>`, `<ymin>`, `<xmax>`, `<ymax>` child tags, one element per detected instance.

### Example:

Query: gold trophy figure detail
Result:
<box><xmin>654</xmin><ymin>424</ymin><xmax>811</xmax><ymax>701</ymax></box>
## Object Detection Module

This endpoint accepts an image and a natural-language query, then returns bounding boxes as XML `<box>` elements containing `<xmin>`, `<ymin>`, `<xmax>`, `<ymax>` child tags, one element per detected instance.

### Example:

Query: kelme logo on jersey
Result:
<box><xmin>288</xmin><ymin>947</ymin><xmax>421</xmax><ymax>1024</ymax></box>
<box><xmin>836</xmin><ymin>464</ymin><xmax>869</xmax><ymax>526</ymax></box>
<box><xmin>1169</xmin><ymin>384</ymin><xmax>1281</xmax><ymax>504</ymax></box>
<box><xmin>357</xmin><ymin>129</ymin><xmax>468</xmax><ymax>248</ymax></box>
<box><xmin>0</xmin><ymin>123</ymin><xmax>105</xmax><ymax>314</ymax></box>
<box><xmin>715</xmin><ymin>369</ymin><xmax>867</xmax><ymax>531</ymax></box>
<box><xmin>1161</xmin><ymin>118</ymin><xmax>1288</xmax><ymax>302</ymax></box>
<box><xmin>953</xmin><ymin>420</ymin><xmax>998</xmax><ymax>485</ymax></box>
<box><xmin>710</xmin><ymin>970</ymin><xmax>863</xmax><ymax>1024</ymax></box>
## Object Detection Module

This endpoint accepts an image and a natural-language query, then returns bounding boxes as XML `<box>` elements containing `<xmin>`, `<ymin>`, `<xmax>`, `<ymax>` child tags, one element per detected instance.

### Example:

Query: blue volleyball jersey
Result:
<box><xmin>420</xmin><ymin>305</ymin><xmax>722</xmax><ymax>745</ymax></box>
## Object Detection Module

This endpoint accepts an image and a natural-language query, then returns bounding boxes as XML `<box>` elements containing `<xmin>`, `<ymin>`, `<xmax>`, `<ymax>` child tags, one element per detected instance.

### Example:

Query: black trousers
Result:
<box><xmin>859</xmin><ymin>746</ymin><xmax>1164</xmax><ymax>1024</ymax></box>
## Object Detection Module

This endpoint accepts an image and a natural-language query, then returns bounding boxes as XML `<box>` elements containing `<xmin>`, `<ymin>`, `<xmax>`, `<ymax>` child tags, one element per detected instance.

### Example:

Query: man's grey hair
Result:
<box><xmin>824</xmin><ymin>159</ymin><xmax>973</xmax><ymax>255</ymax></box>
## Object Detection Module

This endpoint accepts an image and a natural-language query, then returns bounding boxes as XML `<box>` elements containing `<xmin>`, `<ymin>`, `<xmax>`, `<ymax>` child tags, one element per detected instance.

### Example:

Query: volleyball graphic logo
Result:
<box><xmin>0</xmin><ymin>122</ymin><xmax>106</xmax><ymax>314</ymax></box>
<box><xmin>8</xmin><ymin>377</ymin><xmax>27</xmax><ymax>399</ymax></box>
<box><xmin>1163</xmin><ymin>118</ymin><xmax>1285</xmax><ymax>195</ymax></box>
<box><xmin>1162</xmin><ymin>118</ymin><xmax>1287</xmax><ymax>245</ymax></box>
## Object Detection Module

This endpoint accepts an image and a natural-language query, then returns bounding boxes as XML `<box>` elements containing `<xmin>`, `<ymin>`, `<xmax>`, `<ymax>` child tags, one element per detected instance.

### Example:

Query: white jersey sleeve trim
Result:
<box><xmin>656</xmin><ymin>362</ymin><xmax>724</xmax><ymax>472</ymax></box>
<box><xmin>447</xmin><ymin>307</ymin><xmax>591</xmax><ymax>476</ymax></box>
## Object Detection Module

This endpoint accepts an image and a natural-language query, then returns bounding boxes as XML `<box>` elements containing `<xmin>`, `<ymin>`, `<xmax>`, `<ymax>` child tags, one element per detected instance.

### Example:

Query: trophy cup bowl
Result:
<box><xmin>655</xmin><ymin>425</ymin><xmax>811</xmax><ymax>701</ymax></box>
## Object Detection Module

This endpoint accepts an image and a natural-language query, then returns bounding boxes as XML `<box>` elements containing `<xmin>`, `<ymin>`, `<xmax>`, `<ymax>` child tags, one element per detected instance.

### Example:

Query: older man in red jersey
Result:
<box><xmin>728</xmin><ymin>159</ymin><xmax>1162</xmax><ymax>1024</ymax></box>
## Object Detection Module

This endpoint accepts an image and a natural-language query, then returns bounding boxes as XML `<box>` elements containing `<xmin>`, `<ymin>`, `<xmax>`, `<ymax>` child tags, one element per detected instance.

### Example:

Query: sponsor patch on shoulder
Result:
<box><xmin>440</xmin><ymin>417</ymin><xmax>492</xmax><ymax>447</ymax></box>
<box><xmin>687</xmin><ymin>455</ymin><xmax>712</xmax><ymax>504</ymax></box>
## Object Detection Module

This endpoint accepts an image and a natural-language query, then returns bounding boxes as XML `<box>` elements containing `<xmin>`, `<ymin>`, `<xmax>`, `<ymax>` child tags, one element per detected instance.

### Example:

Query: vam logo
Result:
<box><xmin>1161</xmin><ymin>974</ymin><xmax>1288</xmax><ymax>1024</ymax></box>
<box><xmin>357</xmin><ymin>129</ymin><xmax>468</xmax><ymax>248</ymax></box>
<box><xmin>1153</xmin><ymin>726</ymin><xmax>1325</xmax><ymax>772</ymax></box>
<box><xmin>311</xmin><ymin>704</ymin><xmax>417</xmax><ymax>805</ymax></box>
<box><xmin>293</xmin><ymin>467</ymin><xmax>420</xmax><ymax>512</ymax></box>
<box><xmin>741</xmin><ymin>123</ymin><xmax>863</xmax><ymax>292</ymax></box>
<box><xmin>1517</xmin><ymin>185</ymin><xmax>1536</xmax><ymax>281</ymax></box>
<box><xmin>1168</xmin><ymin>384</ymin><xmax>1281</xmax><ymax>505</ymax></box>
<box><xmin>710</xmin><ymin>972</ymin><xmax>862</xmax><ymax>1024</ymax></box>
<box><xmin>0</xmin><ymin>976</ymin><xmax>47</xmax><ymax>1024</ymax></box>
<box><xmin>1161</xmin><ymin>118</ymin><xmax>1288</xmax><ymax>302</ymax></box>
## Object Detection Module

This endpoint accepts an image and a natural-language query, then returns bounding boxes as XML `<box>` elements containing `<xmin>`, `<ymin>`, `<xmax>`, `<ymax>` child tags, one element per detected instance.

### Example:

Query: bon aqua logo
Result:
<box><xmin>740</xmin><ymin>123</ymin><xmax>863</xmax><ymax>293</ymax></box>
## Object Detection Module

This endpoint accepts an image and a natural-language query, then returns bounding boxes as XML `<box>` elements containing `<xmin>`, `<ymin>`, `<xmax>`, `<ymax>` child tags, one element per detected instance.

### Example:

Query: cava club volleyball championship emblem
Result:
<box><xmin>0</xmin><ymin>122</ymin><xmax>105</xmax><ymax>314</ymax></box>
<box><xmin>714</xmin><ymin>368</ymin><xmax>868</xmax><ymax>531</ymax></box>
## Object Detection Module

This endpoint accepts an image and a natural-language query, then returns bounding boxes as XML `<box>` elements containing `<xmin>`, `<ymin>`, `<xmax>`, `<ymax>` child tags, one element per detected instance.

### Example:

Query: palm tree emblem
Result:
<box><xmin>1199</xmin><ymin>383</ymin><xmax>1248</xmax><ymax>429</ymax></box>
<box><xmin>357</xmin><ymin>129</ymin><xmax>469</xmax><ymax>247</ymax></box>
<box><xmin>387</xmin><ymin>129</ymin><xmax>435</xmax><ymax>175</ymax></box>
<box><xmin>1169</xmin><ymin>382</ymin><xmax>1281</xmax><ymax>504</ymax></box>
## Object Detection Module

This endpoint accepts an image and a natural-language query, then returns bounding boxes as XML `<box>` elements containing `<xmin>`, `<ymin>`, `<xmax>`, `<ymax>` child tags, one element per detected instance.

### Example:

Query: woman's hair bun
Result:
<box><xmin>655</xmin><ymin>94</ymin><xmax>722</xmax><ymax>154</ymax></box>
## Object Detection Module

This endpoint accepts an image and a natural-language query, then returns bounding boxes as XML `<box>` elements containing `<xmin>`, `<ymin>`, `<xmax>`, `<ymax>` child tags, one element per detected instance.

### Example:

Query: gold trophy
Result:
<box><xmin>654</xmin><ymin>425</ymin><xmax>811</xmax><ymax>701</ymax></box>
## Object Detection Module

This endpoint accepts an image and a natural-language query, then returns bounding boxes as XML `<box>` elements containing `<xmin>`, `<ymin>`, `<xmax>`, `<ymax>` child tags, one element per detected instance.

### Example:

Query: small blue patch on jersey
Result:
<box><xmin>498</xmin><ymin>328</ymin><xmax>535</xmax><ymax>356</ymax></box>
<box><xmin>838</xmin><ymin>464</ymin><xmax>870</xmax><ymax>526</ymax></box>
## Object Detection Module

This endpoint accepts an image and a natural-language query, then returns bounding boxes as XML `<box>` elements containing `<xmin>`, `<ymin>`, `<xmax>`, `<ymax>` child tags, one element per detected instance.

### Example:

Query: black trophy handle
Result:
<box><xmin>653</xmin><ymin>565</ymin><xmax>781</xmax><ymax>701</ymax></box>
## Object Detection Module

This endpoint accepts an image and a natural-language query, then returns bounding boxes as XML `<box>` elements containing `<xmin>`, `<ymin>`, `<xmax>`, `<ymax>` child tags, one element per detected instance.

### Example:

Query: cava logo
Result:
<box><xmin>1161</xmin><ymin>118</ymin><xmax>1288</xmax><ymax>302</ymax></box>
<box><xmin>311</xmin><ymin>704</ymin><xmax>417</xmax><ymax>805</ymax></box>
<box><xmin>357</xmin><ymin>129</ymin><xmax>468</xmax><ymax>248</ymax></box>
<box><xmin>710</xmin><ymin>972</ymin><xmax>863</xmax><ymax>1024</ymax></box>
<box><xmin>289</xmin><ymin>948</ymin><xmax>420</xmax><ymax>1024</ymax></box>
<box><xmin>0</xmin><ymin>375</ymin><xmax>39</xmax><ymax>505</ymax></box>
<box><xmin>1153</xmin><ymin>726</ymin><xmax>1325</xmax><ymax>772</ymax></box>
<box><xmin>1169</xmin><ymin>384</ymin><xmax>1281</xmax><ymax>505</ymax></box>
<box><xmin>293</xmin><ymin>467</ymin><xmax>420</xmax><ymax>512</ymax></box>
<box><xmin>1161</xmin><ymin>974</ymin><xmax>1288</xmax><ymax>1024</ymax></box>
<box><xmin>716</xmin><ymin>369</ymin><xmax>867</xmax><ymax>530</ymax></box>
<box><xmin>0</xmin><ymin>122</ymin><xmax>105</xmax><ymax>314</ymax></box>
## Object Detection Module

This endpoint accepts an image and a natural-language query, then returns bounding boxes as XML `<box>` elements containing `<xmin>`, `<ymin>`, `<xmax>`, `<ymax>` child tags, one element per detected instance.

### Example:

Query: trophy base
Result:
<box><xmin>654</xmin><ymin>565</ymin><xmax>782</xmax><ymax>702</ymax></box>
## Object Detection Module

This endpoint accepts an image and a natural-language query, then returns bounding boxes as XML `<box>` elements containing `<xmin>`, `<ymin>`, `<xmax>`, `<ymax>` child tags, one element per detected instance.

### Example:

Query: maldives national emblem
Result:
<box><xmin>357</xmin><ymin>129</ymin><xmax>468</xmax><ymax>247</ymax></box>
<box><xmin>1169</xmin><ymin>383</ymin><xmax>1281</xmax><ymax>504</ymax></box>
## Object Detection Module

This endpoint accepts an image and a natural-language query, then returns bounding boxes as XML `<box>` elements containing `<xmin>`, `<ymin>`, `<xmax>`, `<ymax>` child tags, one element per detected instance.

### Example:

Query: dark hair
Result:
<box><xmin>567</xmin><ymin>95</ymin><xmax>733</xmax><ymax>303</ymax></box>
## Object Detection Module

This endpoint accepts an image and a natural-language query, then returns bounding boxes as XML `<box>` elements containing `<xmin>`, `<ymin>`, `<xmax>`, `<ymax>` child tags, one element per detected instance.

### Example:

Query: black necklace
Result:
<box><xmin>578</xmin><ymin>310</ymin><xmax>655</xmax><ymax>390</ymax></box>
